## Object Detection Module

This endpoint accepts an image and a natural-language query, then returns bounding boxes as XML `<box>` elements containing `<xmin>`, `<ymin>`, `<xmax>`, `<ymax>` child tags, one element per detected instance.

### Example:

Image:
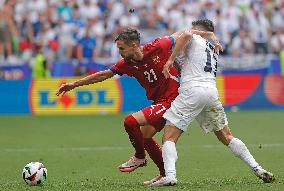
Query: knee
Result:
<box><xmin>162</xmin><ymin>136</ymin><xmax>177</xmax><ymax>145</ymax></box>
<box><xmin>124</xmin><ymin>115</ymin><xmax>139</xmax><ymax>130</ymax></box>
<box><xmin>162</xmin><ymin>136</ymin><xmax>172</xmax><ymax>144</ymax></box>
<box><xmin>219</xmin><ymin>133</ymin><xmax>234</xmax><ymax>146</ymax></box>
<box><xmin>223</xmin><ymin>135</ymin><xmax>234</xmax><ymax>145</ymax></box>
<box><xmin>215</xmin><ymin>128</ymin><xmax>234</xmax><ymax>146</ymax></box>
<box><xmin>140</xmin><ymin>126</ymin><xmax>157</xmax><ymax>138</ymax></box>
<box><xmin>162</xmin><ymin>125</ymin><xmax>182</xmax><ymax>144</ymax></box>
<box><xmin>163</xmin><ymin>132</ymin><xmax>173</xmax><ymax>142</ymax></box>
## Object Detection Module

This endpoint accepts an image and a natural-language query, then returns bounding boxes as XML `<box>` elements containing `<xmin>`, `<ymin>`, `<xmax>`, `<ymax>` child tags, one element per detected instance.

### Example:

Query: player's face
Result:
<box><xmin>116</xmin><ymin>40</ymin><xmax>136</xmax><ymax>60</ymax></box>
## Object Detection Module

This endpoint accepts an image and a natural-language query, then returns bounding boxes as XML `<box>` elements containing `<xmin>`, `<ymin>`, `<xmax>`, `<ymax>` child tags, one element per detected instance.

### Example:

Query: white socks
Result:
<box><xmin>162</xmin><ymin>141</ymin><xmax>178</xmax><ymax>178</ymax></box>
<box><xmin>162</xmin><ymin>138</ymin><xmax>259</xmax><ymax>179</ymax></box>
<box><xmin>228</xmin><ymin>137</ymin><xmax>259</xmax><ymax>169</ymax></box>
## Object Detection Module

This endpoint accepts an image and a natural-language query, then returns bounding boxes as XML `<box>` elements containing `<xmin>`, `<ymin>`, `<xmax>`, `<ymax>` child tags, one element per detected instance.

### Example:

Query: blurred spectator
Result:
<box><xmin>78</xmin><ymin>0</ymin><xmax>101</xmax><ymax>21</ymax></box>
<box><xmin>231</xmin><ymin>29</ymin><xmax>254</xmax><ymax>57</ymax></box>
<box><xmin>0</xmin><ymin>0</ymin><xmax>16</xmax><ymax>60</ymax></box>
<box><xmin>39</xmin><ymin>23</ymin><xmax>58</xmax><ymax>63</ymax></box>
<box><xmin>97</xmin><ymin>34</ymin><xmax>119</xmax><ymax>63</ymax></box>
<box><xmin>57</xmin><ymin>0</ymin><xmax>73</xmax><ymax>21</ymax></box>
<box><xmin>1</xmin><ymin>0</ymin><xmax>284</xmax><ymax>74</ymax></box>
<box><xmin>271</xmin><ymin>4</ymin><xmax>284</xmax><ymax>30</ymax></box>
<box><xmin>31</xmin><ymin>43</ymin><xmax>50</xmax><ymax>78</ymax></box>
<box><xmin>201</xmin><ymin>0</ymin><xmax>217</xmax><ymax>20</ymax></box>
<box><xmin>214</xmin><ymin>9</ymin><xmax>231</xmax><ymax>55</ymax></box>
<box><xmin>247</xmin><ymin>5</ymin><xmax>271</xmax><ymax>54</ymax></box>
<box><xmin>76</xmin><ymin>28</ymin><xmax>97</xmax><ymax>62</ymax></box>
<box><xmin>270</xmin><ymin>27</ymin><xmax>284</xmax><ymax>55</ymax></box>
<box><xmin>27</xmin><ymin>0</ymin><xmax>47</xmax><ymax>39</ymax></box>
<box><xmin>57</xmin><ymin>18</ymin><xmax>75</xmax><ymax>60</ymax></box>
<box><xmin>221</xmin><ymin>0</ymin><xmax>241</xmax><ymax>38</ymax></box>
<box><xmin>18</xmin><ymin>36</ymin><xmax>32</xmax><ymax>62</ymax></box>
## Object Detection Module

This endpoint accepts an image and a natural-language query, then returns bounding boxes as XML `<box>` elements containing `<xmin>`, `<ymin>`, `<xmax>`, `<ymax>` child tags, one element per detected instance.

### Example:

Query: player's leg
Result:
<box><xmin>204</xmin><ymin>88</ymin><xmax>275</xmax><ymax>183</ymax></box>
<box><xmin>149</xmin><ymin>123</ymin><xmax>183</xmax><ymax>187</ymax></box>
<box><xmin>214</xmin><ymin>126</ymin><xmax>259</xmax><ymax>168</ymax></box>
<box><xmin>214</xmin><ymin>127</ymin><xmax>275</xmax><ymax>183</ymax></box>
<box><xmin>140</xmin><ymin>102</ymin><xmax>172</xmax><ymax>184</ymax></box>
<box><xmin>120</xmin><ymin>103</ymin><xmax>169</xmax><ymax>174</ymax></box>
<box><xmin>162</xmin><ymin>123</ymin><xmax>183</xmax><ymax>178</ymax></box>
<box><xmin>119</xmin><ymin>111</ymin><xmax>148</xmax><ymax>172</ymax></box>
<box><xmin>140</xmin><ymin>125</ymin><xmax>164</xmax><ymax>184</ymax></box>
<box><xmin>151</xmin><ymin>87</ymin><xmax>206</xmax><ymax>187</ymax></box>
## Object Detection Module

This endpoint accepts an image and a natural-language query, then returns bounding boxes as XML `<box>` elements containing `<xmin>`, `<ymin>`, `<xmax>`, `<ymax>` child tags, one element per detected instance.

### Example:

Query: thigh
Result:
<box><xmin>163</xmin><ymin>124</ymin><xmax>183</xmax><ymax>143</ymax></box>
<box><xmin>140</xmin><ymin>101</ymin><xmax>172</xmax><ymax>132</ymax></box>
<box><xmin>196</xmin><ymin>88</ymin><xmax>228</xmax><ymax>133</ymax></box>
<box><xmin>163</xmin><ymin>87</ymin><xmax>206</xmax><ymax>132</ymax></box>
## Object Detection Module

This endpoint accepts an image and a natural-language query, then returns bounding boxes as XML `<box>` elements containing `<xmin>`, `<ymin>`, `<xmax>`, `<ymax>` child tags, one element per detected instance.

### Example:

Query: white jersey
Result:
<box><xmin>164</xmin><ymin>35</ymin><xmax>228</xmax><ymax>133</ymax></box>
<box><xmin>177</xmin><ymin>34</ymin><xmax>218</xmax><ymax>88</ymax></box>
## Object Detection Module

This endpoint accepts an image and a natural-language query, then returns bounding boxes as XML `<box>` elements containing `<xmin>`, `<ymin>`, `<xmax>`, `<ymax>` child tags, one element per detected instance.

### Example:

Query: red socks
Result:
<box><xmin>124</xmin><ymin>115</ymin><xmax>165</xmax><ymax>176</ymax></box>
<box><xmin>144</xmin><ymin>138</ymin><xmax>165</xmax><ymax>176</ymax></box>
<box><xmin>124</xmin><ymin>115</ymin><xmax>145</xmax><ymax>159</ymax></box>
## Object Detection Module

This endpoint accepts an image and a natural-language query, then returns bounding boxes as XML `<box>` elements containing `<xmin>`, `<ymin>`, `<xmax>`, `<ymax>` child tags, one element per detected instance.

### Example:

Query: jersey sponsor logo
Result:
<box><xmin>29</xmin><ymin>78</ymin><xmax>121</xmax><ymax>115</ymax></box>
<box><xmin>152</xmin><ymin>55</ymin><xmax>160</xmax><ymax>64</ymax></box>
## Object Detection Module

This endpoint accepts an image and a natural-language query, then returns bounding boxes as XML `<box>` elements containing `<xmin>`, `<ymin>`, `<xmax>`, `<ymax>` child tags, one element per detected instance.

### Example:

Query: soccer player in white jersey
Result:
<box><xmin>150</xmin><ymin>19</ymin><xmax>275</xmax><ymax>186</ymax></box>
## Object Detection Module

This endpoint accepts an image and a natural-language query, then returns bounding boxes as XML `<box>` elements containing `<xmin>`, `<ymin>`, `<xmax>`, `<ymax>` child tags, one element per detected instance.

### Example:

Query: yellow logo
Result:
<box><xmin>30</xmin><ymin>78</ymin><xmax>121</xmax><ymax>115</ymax></box>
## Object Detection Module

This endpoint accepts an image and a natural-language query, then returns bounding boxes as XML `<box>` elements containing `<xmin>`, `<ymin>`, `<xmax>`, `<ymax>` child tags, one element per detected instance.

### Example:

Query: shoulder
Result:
<box><xmin>144</xmin><ymin>36</ymin><xmax>172</xmax><ymax>52</ymax></box>
<box><xmin>115</xmin><ymin>59</ymin><xmax>126</xmax><ymax>67</ymax></box>
<box><xmin>144</xmin><ymin>38</ymin><xmax>161</xmax><ymax>50</ymax></box>
<box><xmin>110</xmin><ymin>59</ymin><xmax>126</xmax><ymax>76</ymax></box>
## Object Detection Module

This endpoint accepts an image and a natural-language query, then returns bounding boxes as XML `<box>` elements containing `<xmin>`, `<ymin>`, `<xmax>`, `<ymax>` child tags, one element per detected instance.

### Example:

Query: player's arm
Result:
<box><xmin>170</xmin><ymin>31</ymin><xmax>184</xmax><ymax>45</ymax></box>
<box><xmin>163</xmin><ymin>30</ymin><xmax>193</xmax><ymax>78</ymax></box>
<box><xmin>170</xmin><ymin>30</ymin><xmax>222</xmax><ymax>52</ymax></box>
<box><xmin>56</xmin><ymin>69</ymin><xmax>115</xmax><ymax>96</ymax></box>
<box><xmin>190</xmin><ymin>30</ymin><xmax>223</xmax><ymax>53</ymax></box>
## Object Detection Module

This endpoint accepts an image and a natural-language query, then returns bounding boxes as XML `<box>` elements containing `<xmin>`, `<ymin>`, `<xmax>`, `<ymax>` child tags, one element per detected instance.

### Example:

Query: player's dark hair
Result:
<box><xmin>192</xmin><ymin>19</ymin><xmax>214</xmax><ymax>32</ymax></box>
<box><xmin>115</xmin><ymin>28</ymin><xmax>141</xmax><ymax>44</ymax></box>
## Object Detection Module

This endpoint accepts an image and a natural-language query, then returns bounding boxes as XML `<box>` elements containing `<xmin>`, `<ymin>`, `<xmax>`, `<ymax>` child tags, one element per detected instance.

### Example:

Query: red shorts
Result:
<box><xmin>141</xmin><ymin>100</ymin><xmax>172</xmax><ymax>132</ymax></box>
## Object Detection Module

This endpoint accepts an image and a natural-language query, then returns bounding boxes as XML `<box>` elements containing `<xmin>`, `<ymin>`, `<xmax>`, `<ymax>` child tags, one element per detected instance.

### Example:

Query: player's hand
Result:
<box><xmin>163</xmin><ymin>59</ymin><xmax>174</xmax><ymax>79</ymax></box>
<box><xmin>214</xmin><ymin>42</ymin><xmax>223</xmax><ymax>55</ymax></box>
<box><xmin>56</xmin><ymin>83</ymin><xmax>75</xmax><ymax>96</ymax></box>
<box><xmin>210</xmin><ymin>34</ymin><xmax>223</xmax><ymax>54</ymax></box>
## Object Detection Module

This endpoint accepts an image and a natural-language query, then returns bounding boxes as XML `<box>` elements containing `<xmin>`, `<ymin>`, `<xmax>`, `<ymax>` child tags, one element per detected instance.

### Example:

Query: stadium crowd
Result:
<box><xmin>0</xmin><ymin>0</ymin><xmax>284</xmax><ymax>66</ymax></box>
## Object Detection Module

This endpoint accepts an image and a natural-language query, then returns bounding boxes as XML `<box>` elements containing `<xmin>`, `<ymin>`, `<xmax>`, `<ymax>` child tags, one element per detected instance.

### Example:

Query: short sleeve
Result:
<box><xmin>159</xmin><ymin>36</ymin><xmax>174</xmax><ymax>51</ymax></box>
<box><xmin>110</xmin><ymin>59</ymin><xmax>127</xmax><ymax>76</ymax></box>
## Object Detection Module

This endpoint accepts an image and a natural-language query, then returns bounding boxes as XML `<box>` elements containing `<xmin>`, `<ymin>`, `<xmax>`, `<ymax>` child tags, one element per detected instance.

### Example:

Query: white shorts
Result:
<box><xmin>163</xmin><ymin>86</ymin><xmax>228</xmax><ymax>133</ymax></box>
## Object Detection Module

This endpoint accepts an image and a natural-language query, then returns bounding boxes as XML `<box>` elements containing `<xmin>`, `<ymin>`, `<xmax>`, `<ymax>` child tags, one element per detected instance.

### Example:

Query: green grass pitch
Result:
<box><xmin>0</xmin><ymin>111</ymin><xmax>283</xmax><ymax>191</ymax></box>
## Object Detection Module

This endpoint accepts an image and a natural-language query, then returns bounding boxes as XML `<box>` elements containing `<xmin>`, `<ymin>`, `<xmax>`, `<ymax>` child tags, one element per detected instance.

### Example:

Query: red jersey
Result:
<box><xmin>110</xmin><ymin>36</ymin><xmax>179</xmax><ymax>102</ymax></box>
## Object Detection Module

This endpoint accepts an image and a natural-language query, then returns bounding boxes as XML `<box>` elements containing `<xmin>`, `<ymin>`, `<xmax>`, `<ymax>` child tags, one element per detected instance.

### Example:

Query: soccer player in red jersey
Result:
<box><xmin>56</xmin><ymin>28</ymin><xmax>219</xmax><ymax>184</ymax></box>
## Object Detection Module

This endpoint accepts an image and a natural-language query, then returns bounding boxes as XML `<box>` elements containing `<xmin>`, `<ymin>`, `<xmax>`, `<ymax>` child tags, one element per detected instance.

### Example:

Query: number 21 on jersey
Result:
<box><xmin>144</xmin><ymin>69</ymin><xmax>157</xmax><ymax>83</ymax></box>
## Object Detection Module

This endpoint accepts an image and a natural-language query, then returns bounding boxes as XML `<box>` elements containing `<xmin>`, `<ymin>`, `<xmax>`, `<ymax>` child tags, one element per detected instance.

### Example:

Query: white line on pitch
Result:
<box><xmin>1</xmin><ymin>143</ymin><xmax>284</xmax><ymax>152</ymax></box>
